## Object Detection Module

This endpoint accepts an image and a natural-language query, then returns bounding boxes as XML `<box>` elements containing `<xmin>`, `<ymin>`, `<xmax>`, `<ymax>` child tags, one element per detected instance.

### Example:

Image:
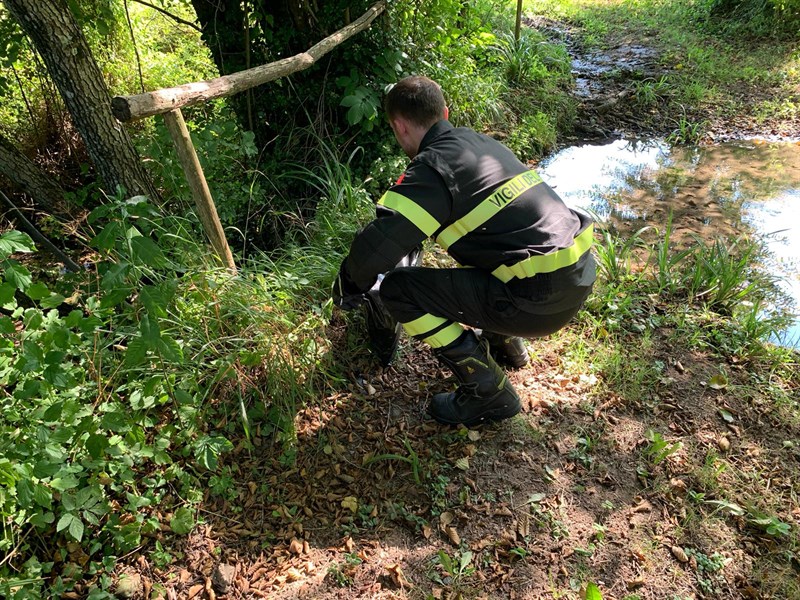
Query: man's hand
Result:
<box><xmin>332</xmin><ymin>261</ymin><xmax>364</xmax><ymax>310</ymax></box>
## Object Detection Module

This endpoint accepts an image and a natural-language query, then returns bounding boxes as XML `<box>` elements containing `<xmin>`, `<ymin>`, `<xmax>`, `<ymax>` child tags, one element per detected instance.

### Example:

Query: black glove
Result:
<box><xmin>332</xmin><ymin>260</ymin><xmax>364</xmax><ymax>310</ymax></box>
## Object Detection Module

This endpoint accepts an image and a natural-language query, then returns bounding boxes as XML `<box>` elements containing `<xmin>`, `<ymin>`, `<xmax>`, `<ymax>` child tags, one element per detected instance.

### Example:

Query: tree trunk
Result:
<box><xmin>2</xmin><ymin>0</ymin><xmax>158</xmax><ymax>200</ymax></box>
<box><xmin>0</xmin><ymin>132</ymin><xmax>70</xmax><ymax>217</ymax></box>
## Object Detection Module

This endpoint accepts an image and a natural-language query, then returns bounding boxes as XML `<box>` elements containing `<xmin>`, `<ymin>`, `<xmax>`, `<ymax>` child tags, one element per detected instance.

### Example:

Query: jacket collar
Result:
<box><xmin>418</xmin><ymin>120</ymin><xmax>453</xmax><ymax>153</ymax></box>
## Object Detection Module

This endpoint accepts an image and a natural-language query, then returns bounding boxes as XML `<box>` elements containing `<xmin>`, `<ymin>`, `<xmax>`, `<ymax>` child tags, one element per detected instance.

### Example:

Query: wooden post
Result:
<box><xmin>515</xmin><ymin>0</ymin><xmax>523</xmax><ymax>42</ymax></box>
<box><xmin>162</xmin><ymin>108</ymin><xmax>237</xmax><ymax>272</ymax></box>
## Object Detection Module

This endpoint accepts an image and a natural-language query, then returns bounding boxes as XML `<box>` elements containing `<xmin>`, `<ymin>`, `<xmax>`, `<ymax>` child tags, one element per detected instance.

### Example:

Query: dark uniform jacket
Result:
<box><xmin>344</xmin><ymin>120</ymin><xmax>595</xmax><ymax>310</ymax></box>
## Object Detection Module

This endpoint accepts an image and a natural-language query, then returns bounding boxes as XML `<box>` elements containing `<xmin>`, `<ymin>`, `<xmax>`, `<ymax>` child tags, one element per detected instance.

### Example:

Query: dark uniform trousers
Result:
<box><xmin>380</xmin><ymin>252</ymin><xmax>596</xmax><ymax>342</ymax></box>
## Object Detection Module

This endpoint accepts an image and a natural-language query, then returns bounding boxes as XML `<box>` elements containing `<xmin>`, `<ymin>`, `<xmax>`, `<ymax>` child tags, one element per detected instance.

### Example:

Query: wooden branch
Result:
<box><xmin>112</xmin><ymin>0</ymin><xmax>386</xmax><ymax>122</ymax></box>
<box><xmin>162</xmin><ymin>109</ymin><xmax>236</xmax><ymax>272</ymax></box>
<box><xmin>130</xmin><ymin>0</ymin><xmax>202</xmax><ymax>32</ymax></box>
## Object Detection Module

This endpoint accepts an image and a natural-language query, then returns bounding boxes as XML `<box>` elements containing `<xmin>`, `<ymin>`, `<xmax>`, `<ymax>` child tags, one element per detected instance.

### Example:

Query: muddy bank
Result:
<box><xmin>525</xmin><ymin>16</ymin><xmax>800</xmax><ymax>145</ymax></box>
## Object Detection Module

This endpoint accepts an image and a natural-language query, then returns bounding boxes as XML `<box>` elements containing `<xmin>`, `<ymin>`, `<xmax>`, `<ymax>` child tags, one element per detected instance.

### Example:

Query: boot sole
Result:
<box><xmin>497</xmin><ymin>356</ymin><xmax>528</xmax><ymax>369</ymax></box>
<box><xmin>430</xmin><ymin>398</ymin><xmax>521</xmax><ymax>427</ymax></box>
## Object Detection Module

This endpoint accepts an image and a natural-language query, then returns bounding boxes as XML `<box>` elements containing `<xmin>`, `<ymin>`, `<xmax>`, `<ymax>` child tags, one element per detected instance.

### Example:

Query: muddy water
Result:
<box><xmin>538</xmin><ymin>138</ymin><xmax>800</xmax><ymax>347</ymax></box>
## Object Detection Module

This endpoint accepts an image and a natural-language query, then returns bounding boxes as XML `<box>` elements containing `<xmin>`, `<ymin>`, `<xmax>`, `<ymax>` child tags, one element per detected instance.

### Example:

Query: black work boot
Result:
<box><xmin>363</xmin><ymin>247</ymin><xmax>424</xmax><ymax>366</ymax></box>
<box><xmin>479</xmin><ymin>331</ymin><xmax>529</xmax><ymax>369</ymax></box>
<box><xmin>429</xmin><ymin>331</ymin><xmax>521</xmax><ymax>427</ymax></box>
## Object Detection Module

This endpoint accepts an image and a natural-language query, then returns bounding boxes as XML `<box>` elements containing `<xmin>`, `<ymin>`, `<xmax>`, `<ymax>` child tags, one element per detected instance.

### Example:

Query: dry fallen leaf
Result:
<box><xmin>671</xmin><ymin>545</ymin><xmax>689</xmax><ymax>563</ymax></box>
<box><xmin>341</xmin><ymin>496</ymin><xmax>358</xmax><ymax>513</ymax></box>
<box><xmin>385</xmin><ymin>563</ymin><xmax>411</xmax><ymax>588</ymax></box>
<box><xmin>288</xmin><ymin>538</ymin><xmax>303</xmax><ymax>555</ymax></box>
<box><xmin>446</xmin><ymin>525</ymin><xmax>461</xmax><ymax>546</ymax></box>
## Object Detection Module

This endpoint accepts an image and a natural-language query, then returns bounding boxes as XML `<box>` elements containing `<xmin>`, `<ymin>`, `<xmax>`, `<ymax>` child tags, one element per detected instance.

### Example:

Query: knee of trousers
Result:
<box><xmin>378</xmin><ymin>268</ymin><xmax>421</xmax><ymax>321</ymax></box>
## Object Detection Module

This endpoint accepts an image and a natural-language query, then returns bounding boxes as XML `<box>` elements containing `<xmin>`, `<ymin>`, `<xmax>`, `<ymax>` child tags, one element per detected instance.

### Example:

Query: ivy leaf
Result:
<box><xmin>170</xmin><ymin>506</ymin><xmax>195</xmax><ymax>535</ymax></box>
<box><xmin>194</xmin><ymin>435</ymin><xmax>233</xmax><ymax>471</ymax></box>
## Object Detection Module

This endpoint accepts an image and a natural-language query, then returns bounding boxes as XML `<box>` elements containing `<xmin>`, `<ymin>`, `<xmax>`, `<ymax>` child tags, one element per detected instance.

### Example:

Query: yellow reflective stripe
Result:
<box><xmin>436</xmin><ymin>170</ymin><xmax>543</xmax><ymax>249</ymax></box>
<box><xmin>423</xmin><ymin>323</ymin><xmax>464</xmax><ymax>348</ymax></box>
<box><xmin>402</xmin><ymin>313</ymin><xmax>447</xmax><ymax>337</ymax></box>
<box><xmin>492</xmin><ymin>224</ymin><xmax>595</xmax><ymax>283</ymax></box>
<box><xmin>378</xmin><ymin>191</ymin><xmax>441</xmax><ymax>237</ymax></box>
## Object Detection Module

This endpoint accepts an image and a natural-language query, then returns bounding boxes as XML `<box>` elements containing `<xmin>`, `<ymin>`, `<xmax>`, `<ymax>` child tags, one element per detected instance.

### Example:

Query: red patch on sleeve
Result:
<box><xmin>395</xmin><ymin>172</ymin><xmax>406</xmax><ymax>185</ymax></box>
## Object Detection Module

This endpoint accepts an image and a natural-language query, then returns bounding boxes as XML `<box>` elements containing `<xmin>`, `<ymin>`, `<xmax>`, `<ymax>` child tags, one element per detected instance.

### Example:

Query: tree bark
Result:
<box><xmin>0</xmin><ymin>132</ymin><xmax>69</xmax><ymax>217</ymax></box>
<box><xmin>2</xmin><ymin>0</ymin><xmax>158</xmax><ymax>200</ymax></box>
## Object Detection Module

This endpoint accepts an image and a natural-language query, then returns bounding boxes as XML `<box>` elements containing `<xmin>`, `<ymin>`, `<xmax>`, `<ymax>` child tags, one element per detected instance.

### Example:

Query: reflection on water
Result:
<box><xmin>539</xmin><ymin>138</ymin><xmax>800</xmax><ymax>347</ymax></box>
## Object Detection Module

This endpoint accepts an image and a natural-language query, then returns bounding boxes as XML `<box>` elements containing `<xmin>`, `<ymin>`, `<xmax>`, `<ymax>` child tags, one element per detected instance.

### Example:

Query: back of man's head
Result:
<box><xmin>385</xmin><ymin>76</ymin><xmax>446</xmax><ymax>128</ymax></box>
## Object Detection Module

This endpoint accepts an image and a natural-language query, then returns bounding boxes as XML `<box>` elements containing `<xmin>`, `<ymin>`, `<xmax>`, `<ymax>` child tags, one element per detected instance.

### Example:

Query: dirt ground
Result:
<box><xmin>114</xmin><ymin>22</ymin><xmax>800</xmax><ymax>600</ymax></box>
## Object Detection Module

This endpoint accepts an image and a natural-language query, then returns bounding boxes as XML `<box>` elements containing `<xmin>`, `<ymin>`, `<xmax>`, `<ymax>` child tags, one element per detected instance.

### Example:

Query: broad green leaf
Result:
<box><xmin>140</xmin><ymin>314</ymin><xmax>161</xmax><ymax>345</ymax></box>
<box><xmin>0</xmin><ymin>315</ymin><xmax>15</xmax><ymax>334</ymax></box>
<box><xmin>124</xmin><ymin>337</ymin><xmax>148</xmax><ymax>367</ymax></box>
<box><xmin>139</xmin><ymin>285</ymin><xmax>168</xmax><ymax>317</ymax></box>
<box><xmin>50</xmin><ymin>474</ymin><xmax>80</xmax><ymax>491</ymax></box>
<box><xmin>157</xmin><ymin>334</ymin><xmax>183</xmax><ymax>363</ymax></box>
<box><xmin>0</xmin><ymin>231</ymin><xmax>35</xmax><ymax>259</ymax></box>
<box><xmin>0</xmin><ymin>282</ymin><xmax>17</xmax><ymax>308</ymax></box>
<box><xmin>90</xmin><ymin>222</ymin><xmax>121</xmax><ymax>251</ymax></box>
<box><xmin>584</xmin><ymin>582</ymin><xmax>603</xmax><ymax>600</ymax></box>
<box><xmin>718</xmin><ymin>409</ymin><xmax>735</xmax><ymax>423</ymax></box>
<box><xmin>16</xmin><ymin>478</ymin><xmax>34</xmax><ymax>508</ymax></box>
<box><xmin>194</xmin><ymin>435</ymin><xmax>233</xmax><ymax>471</ymax></box>
<box><xmin>709</xmin><ymin>373</ymin><xmax>728</xmax><ymax>390</ymax></box>
<box><xmin>40</xmin><ymin>293</ymin><xmax>66</xmax><ymax>309</ymax></box>
<box><xmin>69</xmin><ymin>515</ymin><xmax>85</xmax><ymax>541</ymax></box>
<box><xmin>33</xmin><ymin>484</ymin><xmax>53</xmax><ymax>508</ymax></box>
<box><xmin>2</xmin><ymin>260</ymin><xmax>32</xmax><ymax>291</ymax></box>
<box><xmin>130</xmin><ymin>236</ymin><xmax>167</xmax><ymax>268</ymax></box>
<box><xmin>170</xmin><ymin>506</ymin><xmax>195</xmax><ymax>535</ymax></box>
<box><xmin>57</xmin><ymin>512</ymin><xmax>84</xmax><ymax>542</ymax></box>
<box><xmin>25</xmin><ymin>282</ymin><xmax>50</xmax><ymax>300</ymax></box>
<box><xmin>100</xmin><ymin>411</ymin><xmax>130</xmax><ymax>433</ymax></box>
<box><xmin>30</xmin><ymin>511</ymin><xmax>55</xmax><ymax>528</ymax></box>
<box><xmin>86</xmin><ymin>433</ymin><xmax>109</xmax><ymax>459</ymax></box>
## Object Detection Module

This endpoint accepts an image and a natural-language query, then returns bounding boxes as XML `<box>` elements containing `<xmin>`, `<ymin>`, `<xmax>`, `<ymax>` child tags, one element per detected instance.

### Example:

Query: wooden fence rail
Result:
<box><xmin>112</xmin><ymin>1</ymin><xmax>386</xmax><ymax>271</ymax></box>
<box><xmin>113</xmin><ymin>1</ymin><xmax>385</xmax><ymax>122</ymax></box>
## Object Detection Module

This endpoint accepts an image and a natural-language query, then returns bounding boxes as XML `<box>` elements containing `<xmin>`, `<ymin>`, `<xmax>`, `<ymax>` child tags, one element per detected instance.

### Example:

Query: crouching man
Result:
<box><xmin>333</xmin><ymin>76</ymin><xmax>596</xmax><ymax>427</ymax></box>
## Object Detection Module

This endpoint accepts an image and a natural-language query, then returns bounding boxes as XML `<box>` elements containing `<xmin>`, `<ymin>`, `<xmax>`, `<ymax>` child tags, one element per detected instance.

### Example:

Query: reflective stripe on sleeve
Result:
<box><xmin>378</xmin><ymin>190</ymin><xmax>441</xmax><ymax>237</ymax></box>
<box><xmin>492</xmin><ymin>224</ymin><xmax>594</xmax><ymax>283</ymax></box>
<box><xmin>436</xmin><ymin>170</ymin><xmax>543</xmax><ymax>250</ymax></box>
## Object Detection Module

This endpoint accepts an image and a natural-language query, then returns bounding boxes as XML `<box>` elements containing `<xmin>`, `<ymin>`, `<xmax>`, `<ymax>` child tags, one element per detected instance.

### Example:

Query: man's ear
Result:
<box><xmin>390</xmin><ymin>116</ymin><xmax>408</xmax><ymax>136</ymax></box>
<box><xmin>444</xmin><ymin>106</ymin><xmax>449</xmax><ymax>121</ymax></box>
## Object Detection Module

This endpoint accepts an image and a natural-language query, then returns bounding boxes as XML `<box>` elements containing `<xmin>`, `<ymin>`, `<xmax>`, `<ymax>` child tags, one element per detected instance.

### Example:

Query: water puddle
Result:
<box><xmin>539</xmin><ymin>138</ymin><xmax>800</xmax><ymax>347</ymax></box>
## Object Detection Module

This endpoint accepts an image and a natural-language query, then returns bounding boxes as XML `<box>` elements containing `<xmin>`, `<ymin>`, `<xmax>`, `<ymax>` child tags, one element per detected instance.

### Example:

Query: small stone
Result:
<box><xmin>115</xmin><ymin>573</ymin><xmax>142</xmax><ymax>599</ymax></box>
<box><xmin>718</xmin><ymin>437</ymin><xmax>731</xmax><ymax>451</ymax></box>
<box><xmin>212</xmin><ymin>563</ymin><xmax>236</xmax><ymax>594</ymax></box>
